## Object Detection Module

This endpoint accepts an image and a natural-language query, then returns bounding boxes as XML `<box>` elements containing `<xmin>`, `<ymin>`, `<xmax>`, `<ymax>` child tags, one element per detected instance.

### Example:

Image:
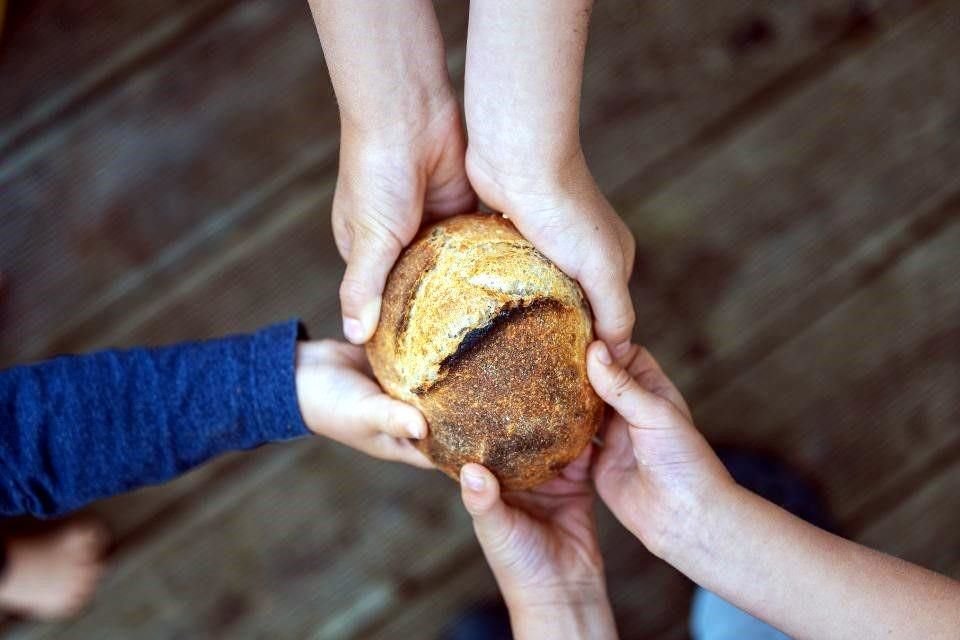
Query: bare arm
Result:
<box><xmin>465</xmin><ymin>0</ymin><xmax>591</xmax><ymax>177</ymax></box>
<box><xmin>308</xmin><ymin>0</ymin><xmax>474</xmax><ymax>344</ymax></box>
<box><xmin>664</xmin><ymin>483</ymin><xmax>960</xmax><ymax>640</ymax></box>
<box><xmin>309</xmin><ymin>0</ymin><xmax>452</xmax><ymax>138</ymax></box>
<box><xmin>586</xmin><ymin>342</ymin><xmax>960</xmax><ymax>640</ymax></box>
<box><xmin>464</xmin><ymin>0</ymin><xmax>636</xmax><ymax>358</ymax></box>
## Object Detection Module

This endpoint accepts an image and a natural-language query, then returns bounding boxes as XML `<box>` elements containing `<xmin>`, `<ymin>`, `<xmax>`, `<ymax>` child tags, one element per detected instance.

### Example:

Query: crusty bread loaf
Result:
<box><xmin>366</xmin><ymin>213</ymin><xmax>602</xmax><ymax>490</ymax></box>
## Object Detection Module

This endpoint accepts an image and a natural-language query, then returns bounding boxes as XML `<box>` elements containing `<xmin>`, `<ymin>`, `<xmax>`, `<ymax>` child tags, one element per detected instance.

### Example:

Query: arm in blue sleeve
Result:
<box><xmin>0</xmin><ymin>320</ymin><xmax>310</xmax><ymax>518</ymax></box>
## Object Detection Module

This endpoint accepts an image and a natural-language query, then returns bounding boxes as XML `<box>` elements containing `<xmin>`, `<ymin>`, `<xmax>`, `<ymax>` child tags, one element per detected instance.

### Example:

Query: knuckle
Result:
<box><xmin>356</xmin><ymin>216</ymin><xmax>406</xmax><ymax>252</ymax></box>
<box><xmin>338</xmin><ymin>276</ymin><xmax>369</xmax><ymax>309</ymax></box>
<box><xmin>611</xmin><ymin>303</ymin><xmax>636</xmax><ymax>336</ymax></box>
<box><xmin>646</xmin><ymin>397</ymin><xmax>679</xmax><ymax>427</ymax></box>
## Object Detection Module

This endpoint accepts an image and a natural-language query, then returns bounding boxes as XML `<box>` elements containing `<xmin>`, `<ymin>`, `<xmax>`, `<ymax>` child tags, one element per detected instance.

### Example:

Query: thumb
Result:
<box><xmin>355</xmin><ymin>393</ymin><xmax>427</xmax><ymax>441</ymax></box>
<box><xmin>339</xmin><ymin>226</ymin><xmax>404</xmax><ymax>344</ymax></box>
<box><xmin>460</xmin><ymin>464</ymin><xmax>514</xmax><ymax>551</ymax></box>
<box><xmin>581</xmin><ymin>265</ymin><xmax>636</xmax><ymax>362</ymax></box>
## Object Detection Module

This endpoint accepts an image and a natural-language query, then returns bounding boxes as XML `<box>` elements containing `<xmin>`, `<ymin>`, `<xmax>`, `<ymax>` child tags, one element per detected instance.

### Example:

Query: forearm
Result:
<box><xmin>0</xmin><ymin>322</ymin><xmax>308</xmax><ymax>517</ymax></box>
<box><xmin>309</xmin><ymin>0</ymin><xmax>454</xmax><ymax>139</ymax></box>
<box><xmin>506</xmin><ymin>587</ymin><xmax>618</xmax><ymax>640</ymax></box>
<box><xmin>510</xmin><ymin>604</ymin><xmax>617</xmax><ymax>640</ymax></box>
<box><xmin>465</xmin><ymin>0</ymin><xmax>593</xmax><ymax>174</ymax></box>
<box><xmin>662</xmin><ymin>484</ymin><xmax>960</xmax><ymax>639</ymax></box>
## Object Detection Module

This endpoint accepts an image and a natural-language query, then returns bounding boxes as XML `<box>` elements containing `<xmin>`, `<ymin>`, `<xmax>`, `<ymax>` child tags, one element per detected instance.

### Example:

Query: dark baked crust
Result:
<box><xmin>367</xmin><ymin>213</ymin><xmax>602</xmax><ymax>490</ymax></box>
<box><xmin>416</xmin><ymin>298</ymin><xmax>602</xmax><ymax>489</ymax></box>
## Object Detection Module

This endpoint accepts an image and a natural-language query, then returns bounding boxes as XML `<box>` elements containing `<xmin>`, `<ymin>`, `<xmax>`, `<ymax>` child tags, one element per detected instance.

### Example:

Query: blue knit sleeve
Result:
<box><xmin>0</xmin><ymin>320</ymin><xmax>310</xmax><ymax>518</ymax></box>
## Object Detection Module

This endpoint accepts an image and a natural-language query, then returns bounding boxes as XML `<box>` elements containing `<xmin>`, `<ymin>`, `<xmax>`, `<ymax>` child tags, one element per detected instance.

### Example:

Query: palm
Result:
<box><xmin>590</xmin><ymin>344</ymin><xmax>728</xmax><ymax>548</ymax></box>
<box><xmin>492</xmin><ymin>448</ymin><xmax>603</xmax><ymax>590</ymax></box>
<box><xmin>331</xmin><ymin>100</ymin><xmax>475</xmax><ymax>262</ymax></box>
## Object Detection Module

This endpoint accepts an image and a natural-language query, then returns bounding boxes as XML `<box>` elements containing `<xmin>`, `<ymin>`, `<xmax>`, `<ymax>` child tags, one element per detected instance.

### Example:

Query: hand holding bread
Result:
<box><xmin>366</xmin><ymin>213</ymin><xmax>602</xmax><ymax>489</ymax></box>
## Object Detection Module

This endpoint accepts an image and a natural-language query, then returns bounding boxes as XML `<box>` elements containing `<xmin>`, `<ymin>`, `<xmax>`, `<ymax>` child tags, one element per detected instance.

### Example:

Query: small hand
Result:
<box><xmin>295</xmin><ymin>340</ymin><xmax>432</xmax><ymax>469</ymax></box>
<box><xmin>334</xmin><ymin>98</ymin><xmax>476</xmax><ymax>344</ymax></box>
<box><xmin>586</xmin><ymin>341</ymin><xmax>732</xmax><ymax>555</ymax></box>
<box><xmin>459</xmin><ymin>449</ymin><xmax>617</xmax><ymax>638</ymax></box>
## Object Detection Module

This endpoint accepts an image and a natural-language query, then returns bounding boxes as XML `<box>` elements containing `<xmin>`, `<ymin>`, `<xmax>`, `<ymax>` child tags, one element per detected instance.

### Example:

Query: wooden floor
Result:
<box><xmin>1</xmin><ymin>1</ymin><xmax>958</xmax><ymax>638</ymax></box>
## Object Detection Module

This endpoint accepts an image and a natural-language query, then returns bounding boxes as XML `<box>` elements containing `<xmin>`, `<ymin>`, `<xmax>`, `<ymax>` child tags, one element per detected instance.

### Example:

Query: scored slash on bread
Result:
<box><xmin>367</xmin><ymin>213</ymin><xmax>602</xmax><ymax>490</ymax></box>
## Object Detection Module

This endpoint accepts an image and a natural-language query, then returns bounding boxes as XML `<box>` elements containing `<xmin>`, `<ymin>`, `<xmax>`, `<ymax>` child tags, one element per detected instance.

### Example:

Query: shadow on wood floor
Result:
<box><xmin>0</xmin><ymin>1</ymin><xmax>957</xmax><ymax>638</ymax></box>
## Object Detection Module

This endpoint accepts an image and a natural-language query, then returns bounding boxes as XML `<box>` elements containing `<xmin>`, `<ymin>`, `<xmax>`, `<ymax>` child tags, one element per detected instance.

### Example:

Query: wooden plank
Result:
<box><xmin>362</xmin><ymin>555</ymin><xmax>498</xmax><ymax>640</ymax></box>
<box><xmin>617</xmin><ymin>0</ymin><xmax>960</xmax><ymax>394</ymax></box>
<box><xmin>858</xmin><ymin>453</ymin><xmax>960</xmax><ymax>579</ymax></box>
<box><xmin>0</xmin><ymin>0</ymin><xmax>918</xmax><ymax>367</ymax></box>
<box><xmin>15</xmin><ymin>441</ymin><xmax>477</xmax><ymax>640</ymax></box>
<box><xmin>696</xmin><ymin>216</ymin><xmax>960</xmax><ymax>525</ymax></box>
<box><xmin>0</xmin><ymin>0</ymin><xmax>340</xmax><ymax>364</ymax></box>
<box><xmin>0</xmin><ymin>0</ymin><xmax>231</xmax><ymax>155</ymax></box>
<box><xmin>581</xmin><ymin>0</ymin><xmax>928</xmax><ymax>195</ymax></box>
<box><xmin>365</xmin><ymin>507</ymin><xmax>693</xmax><ymax>640</ymax></box>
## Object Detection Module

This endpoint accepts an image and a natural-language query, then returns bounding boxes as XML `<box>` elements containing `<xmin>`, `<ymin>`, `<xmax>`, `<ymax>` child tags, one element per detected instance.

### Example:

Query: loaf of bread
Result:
<box><xmin>366</xmin><ymin>213</ymin><xmax>602</xmax><ymax>490</ymax></box>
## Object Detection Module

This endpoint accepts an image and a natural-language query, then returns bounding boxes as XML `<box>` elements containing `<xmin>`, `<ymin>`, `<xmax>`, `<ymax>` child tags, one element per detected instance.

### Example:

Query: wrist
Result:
<box><xmin>506</xmin><ymin>584</ymin><xmax>617</xmax><ymax>640</ymax></box>
<box><xmin>465</xmin><ymin>142</ymin><xmax>593</xmax><ymax>210</ymax></box>
<box><xmin>339</xmin><ymin>80</ymin><xmax>457</xmax><ymax>148</ymax></box>
<box><xmin>640</xmin><ymin>476</ymin><xmax>743</xmax><ymax>567</ymax></box>
<box><xmin>293</xmin><ymin>340</ymin><xmax>333</xmax><ymax>437</ymax></box>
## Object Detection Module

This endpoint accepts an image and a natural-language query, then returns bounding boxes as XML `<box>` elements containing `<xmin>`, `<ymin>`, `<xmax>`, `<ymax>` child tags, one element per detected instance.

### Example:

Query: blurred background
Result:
<box><xmin>1</xmin><ymin>0</ymin><xmax>958</xmax><ymax>638</ymax></box>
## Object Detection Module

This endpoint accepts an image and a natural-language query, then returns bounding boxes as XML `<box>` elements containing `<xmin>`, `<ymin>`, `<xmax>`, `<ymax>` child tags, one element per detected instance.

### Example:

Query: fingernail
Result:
<box><xmin>612</xmin><ymin>341</ymin><xmax>632</xmax><ymax>360</ymax></box>
<box><xmin>595</xmin><ymin>343</ymin><xmax>612</xmax><ymax>365</ymax></box>
<box><xmin>461</xmin><ymin>467</ymin><xmax>485</xmax><ymax>491</ymax></box>
<box><xmin>343</xmin><ymin>317</ymin><xmax>364</xmax><ymax>344</ymax></box>
<box><xmin>407</xmin><ymin>420</ymin><xmax>426</xmax><ymax>440</ymax></box>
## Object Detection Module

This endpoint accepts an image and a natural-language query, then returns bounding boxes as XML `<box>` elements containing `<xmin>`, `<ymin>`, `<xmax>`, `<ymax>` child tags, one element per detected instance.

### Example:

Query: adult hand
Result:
<box><xmin>310</xmin><ymin>0</ymin><xmax>476</xmax><ymax>345</ymax></box>
<box><xmin>458</xmin><ymin>449</ymin><xmax>617</xmax><ymax>639</ymax></box>
<box><xmin>465</xmin><ymin>0</ymin><xmax>636</xmax><ymax>359</ymax></box>
<box><xmin>333</xmin><ymin>100</ymin><xmax>475</xmax><ymax>344</ymax></box>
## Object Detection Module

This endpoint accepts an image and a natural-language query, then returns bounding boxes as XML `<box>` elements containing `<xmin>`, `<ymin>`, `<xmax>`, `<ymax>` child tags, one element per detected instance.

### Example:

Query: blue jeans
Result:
<box><xmin>691</xmin><ymin>588</ymin><xmax>791</xmax><ymax>640</ymax></box>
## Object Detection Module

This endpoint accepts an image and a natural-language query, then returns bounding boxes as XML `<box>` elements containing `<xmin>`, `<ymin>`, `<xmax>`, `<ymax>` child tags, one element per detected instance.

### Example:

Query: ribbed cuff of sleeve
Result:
<box><xmin>247</xmin><ymin>319</ymin><xmax>312</xmax><ymax>443</ymax></box>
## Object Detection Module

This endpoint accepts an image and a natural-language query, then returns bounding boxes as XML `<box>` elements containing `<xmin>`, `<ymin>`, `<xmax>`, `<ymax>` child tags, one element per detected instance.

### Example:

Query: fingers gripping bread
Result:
<box><xmin>367</xmin><ymin>213</ymin><xmax>602</xmax><ymax>490</ymax></box>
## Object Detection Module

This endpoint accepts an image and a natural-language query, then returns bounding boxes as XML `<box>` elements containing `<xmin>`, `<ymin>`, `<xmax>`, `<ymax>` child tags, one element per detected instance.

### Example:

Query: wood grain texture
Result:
<box><xmin>11</xmin><ymin>441</ymin><xmax>474</xmax><ymax>640</ymax></box>
<box><xmin>697</xmin><ymin>216</ymin><xmax>960</xmax><ymax>525</ymax></box>
<box><xmin>2</xmin><ymin>0</ymin><xmax>958</xmax><ymax>638</ymax></box>
<box><xmin>0</xmin><ymin>0</ymin><xmax>470</xmax><ymax>367</ymax></box>
<box><xmin>581</xmin><ymin>0</ymin><xmax>927</xmax><ymax>196</ymax></box>
<box><xmin>620</xmin><ymin>0</ymin><xmax>960</xmax><ymax>393</ymax></box>
<box><xmin>0</xmin><ymin>0</ymin><xmax>231</xmax><ymax>155</ymax></box>
<box><xmin>0</xmin><ymin>0</ymin><xmax>342</xmax><ymax>365</ymax></box>
<box><xmin>859</xmin><ymin>453</ymin><xmax>960</xmax><ymax>579</ymax></box>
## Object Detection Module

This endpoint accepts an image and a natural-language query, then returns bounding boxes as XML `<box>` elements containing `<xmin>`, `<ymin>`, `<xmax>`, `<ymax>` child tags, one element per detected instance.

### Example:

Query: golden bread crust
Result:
<box><xmin>367</xmin><ymin>213</ymin><xmax>602</xmax><ymax>490</ymax></box>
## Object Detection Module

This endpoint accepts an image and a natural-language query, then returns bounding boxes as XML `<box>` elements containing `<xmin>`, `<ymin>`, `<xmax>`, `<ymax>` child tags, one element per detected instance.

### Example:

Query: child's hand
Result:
<box><xmin>458</xmin><ymin>450</ymin><xmax>617</xmax><ymax>639</ymax></box>
<box><xmin>586</xmin><ymin>341</ymin><xmax>733</xmax><ymax>556</ymax></box>
<box><xmin>295</xmin><ymin>340</ymin><xmax>432</xmax><ymax>468</ymax></box>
